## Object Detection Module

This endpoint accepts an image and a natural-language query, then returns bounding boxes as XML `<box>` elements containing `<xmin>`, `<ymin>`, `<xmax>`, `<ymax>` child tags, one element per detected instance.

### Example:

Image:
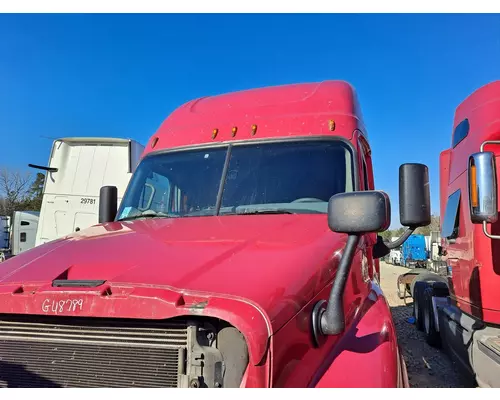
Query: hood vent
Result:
<box><xmin>52</xmin><ymin>279</ymin><xmax>107</xmax><ymax>288</ymax></box>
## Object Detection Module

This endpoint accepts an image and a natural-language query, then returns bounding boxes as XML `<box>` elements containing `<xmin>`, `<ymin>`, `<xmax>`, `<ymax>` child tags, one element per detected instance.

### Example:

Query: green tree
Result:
<box><xmin>0</xmin><ymin>168</ymin><xmax>32</xmax><ymax>218</ymax></box>
<box><xmin>414</xmin><ymin>214</ymin><xmax>440</xmax><ymax>235</ymax></box>
<box><xmin>394</xmin><ymin>227</ymin><xmax>405</xmax><ymax>236</ymax></box>
<box><xmin>379</xmin><ymin>230</ymin><xmax>394</xmax><ymax>241</ymax></box>
<box><xmin>26</xmin><ymin>172</ymin><xmax>45</xmax><ymax>211</ymax></box>
<box><xmin>0</xmin><ymin>169</ymin><xmax>45</xmax><ymax>217</ymax></box>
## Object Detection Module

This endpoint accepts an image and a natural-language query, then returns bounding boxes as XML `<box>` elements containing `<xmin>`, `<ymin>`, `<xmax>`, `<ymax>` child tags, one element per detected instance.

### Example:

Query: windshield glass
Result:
<box><xmin>116</xmin><ymin>140</ymin><xmax>355</xmax><ymax>220</ymax></box>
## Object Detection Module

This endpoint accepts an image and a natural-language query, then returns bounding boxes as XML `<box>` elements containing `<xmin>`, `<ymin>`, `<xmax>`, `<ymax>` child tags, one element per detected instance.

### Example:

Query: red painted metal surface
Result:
<box><xmin>0</xmin><ymin>80</ymin><xmax>405</xmax><ymax>387</ymax></box>
<box><xmin>142</xmin><ymin>81</ymin><xmax>365</xmax><ymax>155</ymax></box>
<box><xmin>440</xmin><ymin>80</ymin><xmax>500</xmax><ymax>324</ymax></box>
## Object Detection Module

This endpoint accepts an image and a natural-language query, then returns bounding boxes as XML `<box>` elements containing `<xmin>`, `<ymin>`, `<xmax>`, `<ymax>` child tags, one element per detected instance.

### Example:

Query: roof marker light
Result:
<box><xmin>151</xmin><ymin>137</ymin><xmax>159</xmax><ymax>148</ymax></box>
<box><xmin>232</xmin><ymin>126</ymin><xmax>238</xmax><ymax>137</ymax></box>
<box><xmin>212</xmin><ymin>129</ymin><xmax>218</xmax><ymax>139</ymax></box>
<box><xmin>328</xmin><ymin>120</ymin><xmax>336</xmax><ymax>131</ymax></box>
<box><xmin>251</xmin><ymin>124</ymin><xmax>258</xmax><ymax>136</ymax></box>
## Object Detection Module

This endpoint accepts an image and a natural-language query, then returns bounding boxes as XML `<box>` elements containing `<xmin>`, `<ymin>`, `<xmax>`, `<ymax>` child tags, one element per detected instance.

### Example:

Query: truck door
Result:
<box><xmin>0</xmin><ymin>216</ymin><xmax>10</xmax><ymax>251</ymax></box>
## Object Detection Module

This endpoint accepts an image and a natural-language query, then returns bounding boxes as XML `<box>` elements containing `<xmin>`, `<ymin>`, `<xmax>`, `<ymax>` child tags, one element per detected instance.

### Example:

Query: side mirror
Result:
<box><xmin>328</xmin><ymin>191</ymin><xmax>391</xmax><ymax>234</ymax></box>
<box><xmin>99</xmin><ymin>186</ymin><xmax>118</xmax><ymax>224</ymax></box>
<box><xmin>313</xmin><ymin>190</ymin><xmax>390</xmax><ymax>342</ymax></box>
<box><xmin>399</xmin><ymin>163</ymin><xmax>431</xmax><ymax>227</ymax></box>
<box><xmin>468</xmin><ymin>151</ymin><xmax>498</xmax><ymax>224</ymax></box>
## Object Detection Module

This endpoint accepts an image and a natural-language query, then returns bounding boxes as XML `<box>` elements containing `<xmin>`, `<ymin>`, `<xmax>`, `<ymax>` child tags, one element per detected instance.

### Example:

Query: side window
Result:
<box><xmin>20</xmin><ymin>221</ymin><xmax>29</xmax><ymax>226</ymax></box>
<box><xmin>20</xmin><ymin>232</ymin><xmax>26</xmax><ymax>242</ymax></box>
<box><xmin>441</xmin><ymin>190</ymin><xmax>461</xmax><ymax>240</ymax></box>
<box><xmin>452</xmin><ymin>119</ymin><xmax>470</xmax><ymax>148</ymax></box>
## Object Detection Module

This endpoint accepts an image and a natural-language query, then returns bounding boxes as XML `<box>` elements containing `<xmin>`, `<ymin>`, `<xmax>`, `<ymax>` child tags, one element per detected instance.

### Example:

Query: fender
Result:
<box><xmin>313</xmin><ymin>282</ymin><xmax>407</xmax><ymax>387</ymax></box>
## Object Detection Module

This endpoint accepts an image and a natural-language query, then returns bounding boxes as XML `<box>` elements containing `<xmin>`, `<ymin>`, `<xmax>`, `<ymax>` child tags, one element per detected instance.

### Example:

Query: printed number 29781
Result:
<box><xmin>81</xmin><ymin>198</ymin><xmax>96</xmax><ymax>205</ymax></box>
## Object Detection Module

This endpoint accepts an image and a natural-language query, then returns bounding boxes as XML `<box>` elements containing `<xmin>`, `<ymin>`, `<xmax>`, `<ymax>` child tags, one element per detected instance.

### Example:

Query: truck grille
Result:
<box><xmin>0</xmin><ymin>315</ymin><xmax>188</xmax><ymax>388</ymax></box>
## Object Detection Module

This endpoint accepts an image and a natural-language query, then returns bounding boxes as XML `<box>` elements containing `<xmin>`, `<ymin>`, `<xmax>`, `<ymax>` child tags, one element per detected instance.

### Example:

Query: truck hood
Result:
<box><xmin>0</xmin><ymin>215</ymin><xmax>344</xmax><ymax>332</ymax></box>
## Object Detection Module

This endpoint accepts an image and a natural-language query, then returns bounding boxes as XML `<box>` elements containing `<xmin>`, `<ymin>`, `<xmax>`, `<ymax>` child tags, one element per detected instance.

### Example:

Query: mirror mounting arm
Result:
<box><xmin>372</xmin><ymin>226</ymin><xmax>416</xmax><ymax>259</ymax></box>
<box><xmin>385</xmin><ymin>226</ymin><xmax>416</xmax><ymax>249</ymax></box>
<box><xmin>312</xmin><ymin>234</ymin><xmax>360</xmax><ymax>344</ymax></box>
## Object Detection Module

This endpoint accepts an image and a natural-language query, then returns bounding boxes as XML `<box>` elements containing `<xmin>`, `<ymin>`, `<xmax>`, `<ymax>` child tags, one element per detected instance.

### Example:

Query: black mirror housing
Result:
<box><xmin>99</xmin><ymin>185</ymin><xmax>118</xmax><ymax>224</ymax></box>
<box><xmin>328</xmin><ymin>191</ymin><xmax>391</xmax><ymax>234</ymax></box>
<box><xmin>399</xmin><ymin>163</ymin><xmax>431</xmax><ymax>227</ymax></box>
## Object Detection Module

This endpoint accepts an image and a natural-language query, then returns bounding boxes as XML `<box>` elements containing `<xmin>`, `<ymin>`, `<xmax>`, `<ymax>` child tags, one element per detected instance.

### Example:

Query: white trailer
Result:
<box><xmin>30</xmin><ymin>137</ymin><xmax>144</xmax><ymax>247</ymax></box>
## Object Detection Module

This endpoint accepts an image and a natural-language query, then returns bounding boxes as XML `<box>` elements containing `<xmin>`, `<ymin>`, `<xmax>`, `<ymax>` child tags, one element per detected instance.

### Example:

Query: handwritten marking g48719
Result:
<box><xmin>42</xmin><ymin>299</ymin><xmax>84</xmax><ymax>314</ymax></box>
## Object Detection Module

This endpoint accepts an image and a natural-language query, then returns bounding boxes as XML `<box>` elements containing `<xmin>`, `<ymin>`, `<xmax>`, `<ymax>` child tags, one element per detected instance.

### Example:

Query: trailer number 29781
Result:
<box><xmin>81</xmin><ymin>197</ymin><xmax>96</xmax><ymax>205</ymax></box>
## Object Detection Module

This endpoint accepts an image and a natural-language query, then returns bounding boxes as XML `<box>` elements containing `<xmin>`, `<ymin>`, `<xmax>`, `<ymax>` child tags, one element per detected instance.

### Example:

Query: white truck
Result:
<box><xmin>0</xmin><ymin>137</ymin><xmax>144</xmax><ymax>263</ymax></box>
<box><xmin>31</xmin><ymin>137</ymin><xmax>145</xmax><ymax>246</ymax></box>
<box><xmin>30</xmin><ymin>137</ymin><xmax>144</xmax><ymax>246</ymax></box>
<box><xmin>427</xmin><ymin>230</ymin><xmax>446</xmax><ymax>273</ymax></box>
<box><xmin>389</xmin><ymin>248</ymin><xmax>401</xmax><ymax>266</ymax></box>
<box><xmin>385</xmin><ymin>236</ymin><xmax>401</xmax><ymax>265</ymax></box>
<box><xmin>0</xmin><ymin>211</ymin><xmax>40</xmax><ymax>262</ymax></box>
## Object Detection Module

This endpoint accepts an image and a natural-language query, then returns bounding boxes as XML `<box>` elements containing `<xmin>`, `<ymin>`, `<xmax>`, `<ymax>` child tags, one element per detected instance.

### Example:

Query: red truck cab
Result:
<box><xmin>412</xmin><ymin>81</ymin><xmax>500</xmax><ymax>387</ymax></box>
<box><xmin>0</xmin><ymin>81</ymin><xmax>429</xmax><ymax>387</ymax></box>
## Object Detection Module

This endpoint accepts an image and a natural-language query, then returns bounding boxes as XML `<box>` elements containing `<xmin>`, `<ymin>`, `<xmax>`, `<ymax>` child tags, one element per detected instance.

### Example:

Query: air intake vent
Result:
<box><xmin>0</xmin><ymin>315</ymin><xmax>188</xmax><ymax>388</ymax></box>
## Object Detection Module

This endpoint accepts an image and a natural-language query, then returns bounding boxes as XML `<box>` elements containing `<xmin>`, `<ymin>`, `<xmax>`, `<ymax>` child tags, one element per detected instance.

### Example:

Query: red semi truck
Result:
<box><xmin>0</xmin><ymin>81</ymin><xmax>430</xmax><ymax>388</ymax></box>
<box><xmin>408</xmin><ymin>81</ymin><xmax>500</xmax><ymax>388</ymax></box>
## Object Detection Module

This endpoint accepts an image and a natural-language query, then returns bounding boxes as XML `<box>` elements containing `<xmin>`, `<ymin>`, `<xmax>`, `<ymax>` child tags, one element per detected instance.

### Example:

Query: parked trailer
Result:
<box><xmin>401</xmin><ymin>234</ymin><xmax>427</xmax><ymax>268</ymax></box>
<box><xmin>400</xmin><ymin>81</ymin><xmax>500</xmax><ymax>388</ymax></box>
<box><xmin>0</xmin><ymin>81</ymin><xmax>432</xmax><ymax>387</ymax></box>
<box><xmin>30</xmin><ymin>137</ymin><xmax>145</xmax><ymax>247</ymax></box>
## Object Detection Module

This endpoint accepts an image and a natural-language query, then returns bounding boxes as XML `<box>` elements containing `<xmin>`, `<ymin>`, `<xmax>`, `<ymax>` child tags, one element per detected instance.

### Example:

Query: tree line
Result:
<box><xmin>0</xmin><ymin>168</ymin><xmax>45</xmax><ymax>218</ymax></box>
<box><xmin>378</xmin><ymin>214</ymin><xmax>441</xmax><ymax>241</ymax></box>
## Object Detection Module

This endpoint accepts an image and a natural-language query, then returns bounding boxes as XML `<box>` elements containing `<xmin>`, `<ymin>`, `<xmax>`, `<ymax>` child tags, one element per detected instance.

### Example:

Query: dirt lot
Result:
<box><xmin>379</xmin><ymin>261</ymin><xmax>470</xmax><ymax>388</ymax></box>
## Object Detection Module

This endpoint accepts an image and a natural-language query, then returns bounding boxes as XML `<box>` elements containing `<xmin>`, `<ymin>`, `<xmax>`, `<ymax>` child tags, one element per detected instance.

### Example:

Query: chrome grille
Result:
<box><xmin>0</xmin><ymin>315</ymin><xmax>188</xmax><ymax>388</ymax></box>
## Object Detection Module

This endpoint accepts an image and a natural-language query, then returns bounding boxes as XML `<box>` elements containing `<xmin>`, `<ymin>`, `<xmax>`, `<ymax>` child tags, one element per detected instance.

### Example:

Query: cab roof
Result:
<box><xmin>454</xmin><ymin>80</ymin><xmax>500</xmax><ymax>125</ymax></box>
<box><xmin>144</xmin><ymin>80</ymin><xmax>366</xmax><ymax>154</ymax></box>
<box><xmin>452</xmin><ymin>80</ymin><xmax>500</xmax><ymax>147</ymax></box>
<box><xmin>446</xmin><ymin>80</ymin><xmax>500</xmax><ymax>183</ymax></box>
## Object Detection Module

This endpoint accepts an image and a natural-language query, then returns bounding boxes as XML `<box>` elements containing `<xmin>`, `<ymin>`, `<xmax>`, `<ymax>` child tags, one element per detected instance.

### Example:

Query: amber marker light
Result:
<box><xmin>470</xmin><ymin>163</ymin><xmax>478</xmax><ymax>208</ymax></box>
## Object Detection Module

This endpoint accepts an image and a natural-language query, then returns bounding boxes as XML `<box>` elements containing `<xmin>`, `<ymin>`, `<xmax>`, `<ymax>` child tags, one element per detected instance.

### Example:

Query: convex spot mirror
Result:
<box><xmin>328</xmin><ymin>191</ymin><xmax>391</xmax><ymax>234</ymax></box>
<box><xmin>468</xmin><ymin>151</ymin><xmax>498</xmax><ymax>224</ymax></box>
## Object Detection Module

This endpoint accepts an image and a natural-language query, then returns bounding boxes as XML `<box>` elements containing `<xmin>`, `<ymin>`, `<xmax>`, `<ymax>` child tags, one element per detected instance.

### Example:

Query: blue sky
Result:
<box><xmin>1</xmin><ymin>14</ymin><xmax>500</xmax><ymax>227</ymax></box>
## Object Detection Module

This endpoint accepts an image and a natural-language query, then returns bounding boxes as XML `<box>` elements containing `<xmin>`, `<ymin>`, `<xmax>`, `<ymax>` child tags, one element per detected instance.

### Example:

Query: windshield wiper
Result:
<box><xmin>230</xmin><ymin>208</ymin><xmax>295</xmax><ymax>215</ymax></box>
<box><xmin>117</xmin><ymin>211</ymin><xmax>178</xmax><ymax>222</ymax></box>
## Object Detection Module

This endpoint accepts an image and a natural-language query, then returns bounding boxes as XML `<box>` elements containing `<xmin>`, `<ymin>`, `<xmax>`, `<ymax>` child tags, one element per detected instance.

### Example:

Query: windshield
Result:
<box><xmin>116</xmin><ymin>140</ymin><xmax>355</xmax><ymax>220</ymax></box>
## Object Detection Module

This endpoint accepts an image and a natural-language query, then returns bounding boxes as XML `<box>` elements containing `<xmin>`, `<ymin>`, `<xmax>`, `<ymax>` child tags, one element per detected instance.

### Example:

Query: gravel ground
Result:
<box><xmin>379</xmin><ymin>261</ymin><xmax>470</xmax><ymax>388</ymax></box>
